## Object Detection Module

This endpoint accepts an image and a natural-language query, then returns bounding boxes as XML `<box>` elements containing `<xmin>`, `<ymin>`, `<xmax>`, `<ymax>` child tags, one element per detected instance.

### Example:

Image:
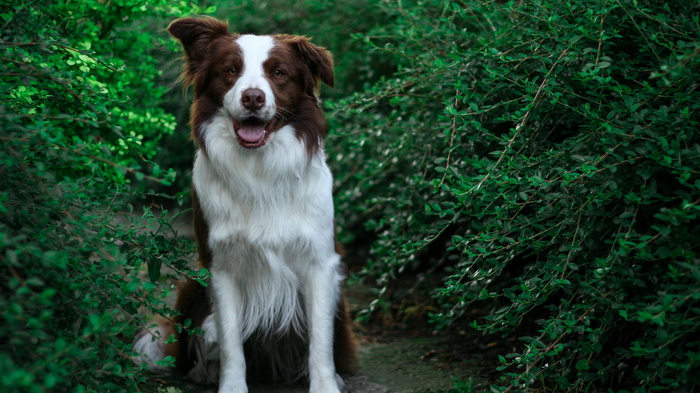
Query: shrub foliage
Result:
<box><xmin>0</xmin><ymin>1</ymin><xmax>210</xmax><ymax>391</ymax></box>
<box><xmin>329</xmin><ymin>0</ymin><xmax>700</xmax><ymax>391</ymax></box>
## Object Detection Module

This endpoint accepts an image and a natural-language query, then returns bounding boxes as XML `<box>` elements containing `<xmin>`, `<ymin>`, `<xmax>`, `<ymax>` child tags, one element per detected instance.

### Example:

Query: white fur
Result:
<box><xmin>192</xmin><ymin>35</ymin><xmax>342</xmax><ymax>393</ymax></box>
<box><xmin>133</xmin><ymin>327</ymin><xmax>170</xmax><ymax>372</ymax></box>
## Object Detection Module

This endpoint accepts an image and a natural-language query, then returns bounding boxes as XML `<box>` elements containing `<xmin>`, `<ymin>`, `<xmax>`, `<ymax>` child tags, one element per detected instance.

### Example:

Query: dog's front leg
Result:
<box><xmin>305</xmin><ymin>261</ymin><xmax>342</xmax><ymax>393</ymax></box>
<box><xmin>211</xmin><ymin>270</ymin><xmax>248</xmax><ymax>393</ymax></box>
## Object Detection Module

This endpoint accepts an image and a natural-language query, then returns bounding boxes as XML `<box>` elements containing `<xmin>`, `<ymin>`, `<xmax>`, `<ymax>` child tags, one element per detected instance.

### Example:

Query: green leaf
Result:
<box><xmin>576</xmin><ymin>359</ymin><xmax>590</xmax><ymax>371</ymax></box>
<box><xmin>147</xmin><ymin>258</ymin><xmax>161</xmax><ymax>283</ymax></box>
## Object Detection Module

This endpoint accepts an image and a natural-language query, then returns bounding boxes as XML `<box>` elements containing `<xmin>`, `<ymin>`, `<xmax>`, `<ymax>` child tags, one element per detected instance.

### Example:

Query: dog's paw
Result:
<box><xmin>309</xmin><ymin>377</ymin><xmax>342</xmax><ymax>393</ymax></box>
<box><xmin>218</xmin><ymin>381</ymin><xmax>248</xmax><ymax>393</ymax></box>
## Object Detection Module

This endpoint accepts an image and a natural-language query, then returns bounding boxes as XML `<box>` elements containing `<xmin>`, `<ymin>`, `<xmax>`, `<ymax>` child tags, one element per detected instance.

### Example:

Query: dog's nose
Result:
<box><xmin>241</xmin><ymin>88</ymin><xmax>265</xmax><ymax>111</ymax></box>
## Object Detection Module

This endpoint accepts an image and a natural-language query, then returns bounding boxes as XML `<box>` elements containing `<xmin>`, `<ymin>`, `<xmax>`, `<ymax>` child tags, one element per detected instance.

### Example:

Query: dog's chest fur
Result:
<box><xmin>193</xmin><ymin>116</ymin><xmax>336</xmax><ymax>338</ymax></box>
<box><xmin>194</xmin><ymin>116</ymin><xmax>335</xmax><ymax>249</ymax></box>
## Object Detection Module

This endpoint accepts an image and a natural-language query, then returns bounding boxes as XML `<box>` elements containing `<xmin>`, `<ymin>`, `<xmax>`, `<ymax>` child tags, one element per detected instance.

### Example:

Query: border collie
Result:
<box><xmin>134</xmin><ymin>16</ymin><xmax>355</xmax><ymax>393</ymax></box>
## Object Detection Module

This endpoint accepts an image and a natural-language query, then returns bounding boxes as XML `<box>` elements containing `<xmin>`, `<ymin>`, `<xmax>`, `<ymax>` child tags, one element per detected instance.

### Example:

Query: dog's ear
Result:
<box><xmin>167</xmin><ymin>17</ymin><xmax>229</xmax><ymax>68</ymax></box>
<box><xmin>297</xmin><ymin>38</ymin><xmax>335</xmax><ymax>89</ymax></box>
<box><xmin>281</xmin><ymin>35</ymin><xmax>335</xmax><ymax>94</ymax></box>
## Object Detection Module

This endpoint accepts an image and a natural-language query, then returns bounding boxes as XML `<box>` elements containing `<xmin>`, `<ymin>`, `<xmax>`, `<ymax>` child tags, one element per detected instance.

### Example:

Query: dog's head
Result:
<box><xmin>168</xmin><ymin>17</ymin><xmax>334</xmax><ymax>152</ymax></box>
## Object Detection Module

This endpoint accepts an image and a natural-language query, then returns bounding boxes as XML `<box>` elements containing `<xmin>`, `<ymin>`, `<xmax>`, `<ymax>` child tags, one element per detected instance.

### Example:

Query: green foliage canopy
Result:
<box><xmin>328</xmin><ymin>0</ymin><xmax>700</xmax><ymax>391</ymax></box>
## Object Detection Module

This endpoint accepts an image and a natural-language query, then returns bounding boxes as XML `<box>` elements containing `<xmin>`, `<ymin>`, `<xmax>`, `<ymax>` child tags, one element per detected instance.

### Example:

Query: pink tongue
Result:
<box><xmin>237</xmin><ymin>124</ymin><xmax>266</xmax><ymax>143</ymax></box>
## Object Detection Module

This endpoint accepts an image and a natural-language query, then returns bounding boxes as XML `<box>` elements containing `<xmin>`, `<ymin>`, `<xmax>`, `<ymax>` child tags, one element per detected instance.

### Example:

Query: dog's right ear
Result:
<box><xmin>167</xmin><ymin>17</ymin><xmax>229</xmax><ymax>65</ymax></box>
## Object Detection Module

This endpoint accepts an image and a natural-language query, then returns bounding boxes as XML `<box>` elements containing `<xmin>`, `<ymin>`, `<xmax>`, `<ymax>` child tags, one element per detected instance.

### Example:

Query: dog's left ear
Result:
<box><xmin>167</xmin><ymin>16</ymin><xmax>230</xmax><ymax>60</ymax></box>
<box><xmin>167</xmin><ymin>17</ymin><xmax>230</xmax><ymax>84</ymax></box>
<box><xmin>280</xmin><ymin>36</ymin><xmax>334</xmax><ymax>94</ymax></box>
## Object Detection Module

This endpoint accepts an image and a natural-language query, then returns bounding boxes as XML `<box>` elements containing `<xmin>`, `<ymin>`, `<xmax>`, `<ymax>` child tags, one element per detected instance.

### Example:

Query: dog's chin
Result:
<box><xmin>233</xmin><ymin>117</ymin><xmax>278</xmax><ymax>150</ymax></box>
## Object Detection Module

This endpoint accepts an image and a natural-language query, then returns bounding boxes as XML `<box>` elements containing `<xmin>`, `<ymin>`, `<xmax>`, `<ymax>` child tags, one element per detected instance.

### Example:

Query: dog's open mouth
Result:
<box><xmin>233</xmin><ymin>117</ymin><xmax>277</xmax><ymax>149</ymax></box>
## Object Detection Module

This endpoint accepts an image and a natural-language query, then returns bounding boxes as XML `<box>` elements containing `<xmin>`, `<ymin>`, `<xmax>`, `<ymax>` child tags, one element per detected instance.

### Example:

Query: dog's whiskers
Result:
<box><xmin>275</xmin><ymin>112</ymin><xmax>290</xmax><ymax>122</ymax></box>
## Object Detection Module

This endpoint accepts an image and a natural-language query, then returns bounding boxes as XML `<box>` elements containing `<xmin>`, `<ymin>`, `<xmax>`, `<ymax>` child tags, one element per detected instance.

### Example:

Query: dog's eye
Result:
<box><xmin>227</xmin><ymin>67</ymin><xmax>238</xmax><ymax>75</ymax></box>
<box><xmin>273</xmin><ymin>69</ymin><xmax>285</xmax><ymax>77</ymax></box>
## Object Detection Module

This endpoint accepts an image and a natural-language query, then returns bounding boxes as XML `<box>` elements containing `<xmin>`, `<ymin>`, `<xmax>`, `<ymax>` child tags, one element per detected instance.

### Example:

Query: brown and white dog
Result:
<box><xmin>134</xmin><ymin>17</ymin><xmax>355</xmax><ymax>393</ymax></box>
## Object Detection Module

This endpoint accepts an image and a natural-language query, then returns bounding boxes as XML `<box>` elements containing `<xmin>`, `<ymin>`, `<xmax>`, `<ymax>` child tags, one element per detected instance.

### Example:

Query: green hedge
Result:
<box><xmin>328</xmin><ymin>0</ymin><xmax>700</xmax><ymax>391</ymax></box>
<box><xmin>0</xmin><ymin>1</ymin><xmax>213</xmax><ymax>391</ymax></box>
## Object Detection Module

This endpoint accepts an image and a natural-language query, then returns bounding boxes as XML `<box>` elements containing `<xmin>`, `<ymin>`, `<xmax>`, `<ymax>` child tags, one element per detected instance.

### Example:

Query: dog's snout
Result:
<box><xmin>241</xmin><ymin>88</ymin><xmax>266</xmax><ymax>111</ymax></box>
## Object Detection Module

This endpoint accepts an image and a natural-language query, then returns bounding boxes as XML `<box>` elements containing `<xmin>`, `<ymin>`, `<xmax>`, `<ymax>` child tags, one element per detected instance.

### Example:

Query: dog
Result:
<box><xmin>133</xmin><ymin>16</ymin><xmax>355</xmax><ymax>393</ymax></box>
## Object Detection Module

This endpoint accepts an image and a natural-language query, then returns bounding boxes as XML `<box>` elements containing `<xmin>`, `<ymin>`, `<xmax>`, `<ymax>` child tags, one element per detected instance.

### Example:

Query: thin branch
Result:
<box><xmin>467</xmin><ymin>48</ymin><xmax>570</xmax><ymax>195</ymax></box>
<box><xmin>439</xmin><ymin>65</ymin><xmax>468</xmax><ymax>187</ymax></box>
<box><xmin>594</xmin><ymin>13</ymin><xmax>607</xmax><ymax>67</ymax></box>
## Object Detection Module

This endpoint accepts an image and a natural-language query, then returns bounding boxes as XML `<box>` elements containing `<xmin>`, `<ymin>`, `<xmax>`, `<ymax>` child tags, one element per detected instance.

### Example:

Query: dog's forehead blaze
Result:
<box><xmin>234</xmin><ymin>35</ymin><xmax>274</xmax><ymax>72</ymax></box>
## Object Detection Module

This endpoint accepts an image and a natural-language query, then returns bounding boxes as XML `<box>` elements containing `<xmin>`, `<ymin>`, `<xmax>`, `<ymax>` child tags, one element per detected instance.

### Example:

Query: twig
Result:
<box><xmin>594</xmin><ymin>13</ymin><xmax>606</xmax><ymax>68</ymax></box>
<box><xmin>438</xmin><ymin>65</ymin><xmax>467</xmax><ymax>187</ymax></box>
<box><xmin>561</xmin><ymin>209</ymin><xmax>583</xmax><ymax>279</ymax></box>
<box><xmin>467</xmin><ymin>48</ymin><xmax>569</xmax><ymax>195</ymax></box>
<box><xmin>7</xmin><ymin>265</ymin><xmax>26</xmax><ymax>286</ymax></box>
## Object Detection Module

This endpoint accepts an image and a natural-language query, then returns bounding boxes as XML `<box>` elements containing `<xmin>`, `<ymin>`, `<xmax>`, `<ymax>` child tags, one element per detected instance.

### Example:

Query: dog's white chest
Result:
<box><xmin>193</xmin><ymin>121</ymin><xmax>336</xmax><ymax>258</ymax></box>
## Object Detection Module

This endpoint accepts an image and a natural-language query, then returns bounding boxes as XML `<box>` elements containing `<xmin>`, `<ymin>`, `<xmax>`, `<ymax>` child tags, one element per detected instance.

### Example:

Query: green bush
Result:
<box><xmin>0</xmin><ymin>1</ymin><xmax>212</xmax><ymax>391</ymax></box>
<box><xmin>329</xmin><ymin>0</ymin><xmax>700</xmax><ymax>391</ymax></box>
